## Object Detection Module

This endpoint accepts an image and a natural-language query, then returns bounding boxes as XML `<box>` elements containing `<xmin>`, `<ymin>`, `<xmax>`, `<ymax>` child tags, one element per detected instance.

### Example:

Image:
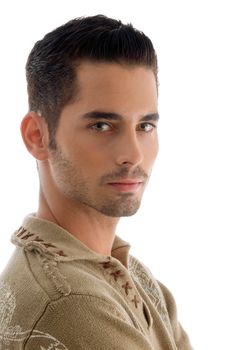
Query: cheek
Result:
<box><xmin>143</xmin><ymin>134</ymin><xmax>159</xmax><ymax>159</ymax></box>
<box><xmin>140</xmin><ymin>137</ymin><xmax>158</xmax><ymax>175</ymax></box>
<box><xmin>72</xmin><ymin>144</ymin><xmax>109</xmax><ymax>172</ymax></box>
<box><xmin>154</xmin><ymin>137</ymin><xmax>159</xmax><ymax>157</ymax></box>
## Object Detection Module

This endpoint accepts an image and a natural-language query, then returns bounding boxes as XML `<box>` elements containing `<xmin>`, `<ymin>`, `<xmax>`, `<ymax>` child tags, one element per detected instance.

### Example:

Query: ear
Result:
<box><xmin>21</xmin><ymin>112</ymin><xmax>50</xmax><ymax>160</ymax></box>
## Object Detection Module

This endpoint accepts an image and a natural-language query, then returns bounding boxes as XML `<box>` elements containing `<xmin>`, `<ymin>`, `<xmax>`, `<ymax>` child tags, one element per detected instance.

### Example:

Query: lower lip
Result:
<box><xmin>108</xmin><ymin>182</ymin><xmax>143</xmax><ymax>192</ymax></box>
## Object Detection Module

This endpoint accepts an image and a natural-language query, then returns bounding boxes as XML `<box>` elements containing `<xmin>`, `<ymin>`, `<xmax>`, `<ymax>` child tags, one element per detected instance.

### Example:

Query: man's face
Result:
<box><xmin>48</xmin><ymin>62</ymin><xmax>159</xmax><ymax>217</ymax></box>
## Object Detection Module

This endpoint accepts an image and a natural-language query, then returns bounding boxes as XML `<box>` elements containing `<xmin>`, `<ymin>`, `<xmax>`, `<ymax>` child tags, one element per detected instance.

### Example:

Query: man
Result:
<box><xmin>0</xmin><ymin>15</ymin><xmax>192</xmax><ymax>349</ymax></box>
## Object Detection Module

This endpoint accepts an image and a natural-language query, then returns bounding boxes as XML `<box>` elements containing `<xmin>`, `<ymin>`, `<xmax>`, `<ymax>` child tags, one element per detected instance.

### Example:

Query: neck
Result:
<box><xmin>37</xmin><ymin>188</ymin><xmax>119</xmax><ymax>256</ymax></box>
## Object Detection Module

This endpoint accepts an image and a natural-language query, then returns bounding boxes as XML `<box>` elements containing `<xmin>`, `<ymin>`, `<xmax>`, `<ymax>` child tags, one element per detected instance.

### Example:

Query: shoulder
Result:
<box><xmin>128</xmin><ymin>255</ymin><xmax>176</xmax><ymax>332</ymax></box>
<box><xmin>128</xmin><ymin>254</ymin><xmax>167</xmax><ymax>305</ymax></box>
<box><xmin>128</xmin><ymin>254</ymin><xmax>179</xmax><ymax>316</ymax></box>
<box><xmin>0</xmin><ymin>248</ymin><xmax>52</xmax><ymax>343</ymax></box>
<box><xmin>128</xmin><ymin>255</ymin><xmax>193</xmax><ymax>349</ymax></box>
<box><xmin>0</xmin><ymin>248</ymin><xmax>131</xmax><ymax>349</ymax></box>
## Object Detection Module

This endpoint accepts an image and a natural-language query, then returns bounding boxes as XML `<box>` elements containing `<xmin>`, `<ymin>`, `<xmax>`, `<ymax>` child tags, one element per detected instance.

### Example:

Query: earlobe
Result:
<box><xmin>21</xmin><ymin>112</ymin><xmax>49</xmax><ymax>160</ymax></box>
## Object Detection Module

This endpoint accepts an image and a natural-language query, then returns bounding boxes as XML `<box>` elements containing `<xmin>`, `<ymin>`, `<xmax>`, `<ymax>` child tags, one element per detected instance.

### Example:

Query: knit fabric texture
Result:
<box><xmin>0</xmin><ymin>214</ymin><xmax>192</xmax><ymax>349</ymax></box>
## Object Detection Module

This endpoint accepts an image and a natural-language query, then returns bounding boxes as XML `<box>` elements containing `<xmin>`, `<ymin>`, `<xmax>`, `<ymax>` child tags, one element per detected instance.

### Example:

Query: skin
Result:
<box><xmin>21</xmin><ymin>61</ymin><xmax>159</xmax><ymax>256</ymax></box>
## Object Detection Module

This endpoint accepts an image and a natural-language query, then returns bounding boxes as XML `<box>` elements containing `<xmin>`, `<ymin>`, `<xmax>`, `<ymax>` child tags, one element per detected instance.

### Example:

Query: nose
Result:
<box><xmin>115</xmin><ymin>128</ymin><xmax>143</xmax><ymax>167</ymax></box>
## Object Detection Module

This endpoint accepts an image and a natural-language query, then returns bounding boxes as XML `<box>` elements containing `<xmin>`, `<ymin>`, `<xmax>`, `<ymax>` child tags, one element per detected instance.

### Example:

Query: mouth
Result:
<box><xmin>107</xmin><ymin>180</ymin><xmax>144</xmax><ymax>192</ymax></box>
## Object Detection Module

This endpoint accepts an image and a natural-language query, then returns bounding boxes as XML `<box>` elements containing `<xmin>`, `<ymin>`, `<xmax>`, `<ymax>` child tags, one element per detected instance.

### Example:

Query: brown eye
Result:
<box><xmin>90</xmin><ymin>122</ymin><xmax>112</xmax><ymax>132</ymax></box>
<box><xmin>137</xmin><ymin>123</ymin><xmax>156</xmax><ymax>132</ymax></box>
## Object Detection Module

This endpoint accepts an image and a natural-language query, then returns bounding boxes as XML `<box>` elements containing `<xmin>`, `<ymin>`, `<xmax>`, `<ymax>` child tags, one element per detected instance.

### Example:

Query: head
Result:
<box><xmin>22</xmin><ymin>15</ymin><xmax>159</xmax><ymax>218</ymax></box>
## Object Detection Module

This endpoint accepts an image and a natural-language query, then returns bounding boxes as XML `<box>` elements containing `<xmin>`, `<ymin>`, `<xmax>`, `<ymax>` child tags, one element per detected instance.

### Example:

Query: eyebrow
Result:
<box><xmin>81</xmin><ymin>111</ymin><xmax>160</xmax><ymax>122</ymax></box>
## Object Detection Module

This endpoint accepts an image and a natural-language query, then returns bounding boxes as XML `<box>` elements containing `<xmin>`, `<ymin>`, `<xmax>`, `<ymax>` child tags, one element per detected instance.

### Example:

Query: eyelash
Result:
<box><xmin>138</xmin><ymin>123</ymin><xmax>157</xmax><ymax>132</ymax></box>
<box><xmin>89</xmin><ymin>122</ymin><xmax>157</xmax><ymax>133</ymax></box>
<box><xmin>89</xmin><ymin>122</ymin><xmax>113</xmax><ymax>132</ymax></box>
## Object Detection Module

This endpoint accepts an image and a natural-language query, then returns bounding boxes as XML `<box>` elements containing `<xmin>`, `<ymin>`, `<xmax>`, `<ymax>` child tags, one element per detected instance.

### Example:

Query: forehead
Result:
<box><xmin>74</xmin><ymin>61</ymin><xmax>158</xmax><ymax>113</ymax></box>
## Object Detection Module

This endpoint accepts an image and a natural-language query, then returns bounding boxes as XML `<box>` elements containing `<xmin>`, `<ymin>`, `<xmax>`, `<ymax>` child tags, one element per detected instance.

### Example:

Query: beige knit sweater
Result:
<box><xmin>0</xmin><ymin>214</ymin><xmax>192</xmax><ymax>349</ymax></box>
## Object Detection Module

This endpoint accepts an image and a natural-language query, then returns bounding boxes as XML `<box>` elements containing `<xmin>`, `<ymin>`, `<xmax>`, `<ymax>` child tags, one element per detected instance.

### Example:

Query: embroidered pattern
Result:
<box><xmin>131</xmin><ymin>295</ymin><xmax>140</xmax><ymax>308</ymax></box>
<box><xmin>40</xmin><ymin>257</ymin><xmax>71</xmax><ymax>296</ymax></box>
<box><xmin>99</xmin><ymin>259</ymin><xmax>141</xmax><ymax>309</ymax></box>
<box><xmin>0</xmin><ymin>282</ymin><xmax>22</xmax><ymax>348</ymax></box>
<box><xmin>13</xmin><ymin>226</ymin><xmax>67</xmax><ymax>258</ymax></box>
<box><xmin>110</xmin><ymin>270</ymin><xmax>125</xmax><ymax>282</ymax></box>
<box><xmin>0</xmin><ymin>281</ymin><xmax>68</xmax><ymax>350</ymax></box>
<box><xmin>128</xmin><ymin>256</ymin><xmax>173</xmax><ymax>335</ymax></box>
<box><xmin>12</xmin><ymin>227</ymin><xmax>71</xmax><ymax>297</ymax></box>
<box><xmin>122</xmin><ymin>282</ymin><xmax>132</xmax><ymax>295</ymax></box>
<box><xmin>99</xmin><ymin>261</ymin><xmax>116</xmax><ymax>269</ymax></box>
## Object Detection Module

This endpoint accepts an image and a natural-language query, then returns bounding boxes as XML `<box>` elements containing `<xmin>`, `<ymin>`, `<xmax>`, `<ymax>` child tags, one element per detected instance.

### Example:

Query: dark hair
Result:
<box><xmin>26</xmin><ymin>14</ymin><xmax>158</xmax><ymax>148</ymax></box>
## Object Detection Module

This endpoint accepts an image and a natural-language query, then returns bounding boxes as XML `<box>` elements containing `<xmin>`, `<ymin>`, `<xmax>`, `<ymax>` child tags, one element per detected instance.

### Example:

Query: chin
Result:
<box><xmin>99</xmin><ymin>201</ymin><xmax>141</xmax><ymax>217</ymax></box>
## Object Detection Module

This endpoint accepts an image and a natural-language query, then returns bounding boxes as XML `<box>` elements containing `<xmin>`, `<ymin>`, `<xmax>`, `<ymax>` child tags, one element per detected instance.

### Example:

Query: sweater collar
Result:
<box><xmin>11</xmin><ymin>214</ymin><xmax>131</xmax><ymax>268</ymax></box>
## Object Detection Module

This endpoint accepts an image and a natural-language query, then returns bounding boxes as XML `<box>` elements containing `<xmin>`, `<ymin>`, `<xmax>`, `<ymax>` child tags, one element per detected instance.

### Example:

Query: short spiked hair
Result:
<box><xmin>26</xmin><ymin>15</ymin><xmax>158</xmax><ymax>147</ymax></box>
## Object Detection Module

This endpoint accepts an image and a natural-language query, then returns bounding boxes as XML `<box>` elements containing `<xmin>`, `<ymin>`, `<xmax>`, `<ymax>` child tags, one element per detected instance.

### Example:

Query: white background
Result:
<box><xmin>0</xmin><ymin>1</ymin><xmax>232</xmax><ymax>349</ymax></box>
